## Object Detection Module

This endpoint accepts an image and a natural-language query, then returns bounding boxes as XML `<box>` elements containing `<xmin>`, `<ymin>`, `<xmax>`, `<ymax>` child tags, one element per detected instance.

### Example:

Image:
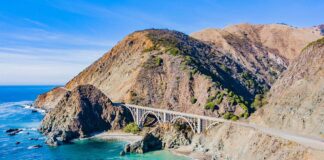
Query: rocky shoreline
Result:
<box><xmin>92</xmin><ymin>129</ymin><xmax>207</xmax><ymax>159</ymax></box>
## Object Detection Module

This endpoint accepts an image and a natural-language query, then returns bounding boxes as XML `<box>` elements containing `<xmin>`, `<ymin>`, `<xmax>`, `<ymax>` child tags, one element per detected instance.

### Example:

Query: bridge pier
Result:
<box><xmin>163</xmin><ymin>112</ymin><xmax>166</xmax><ymax>122</ymax></box>
<box><xmin>197</xmin><ymin>118</ymin><xmax>202</xmax><ymax>133</ymax></box>
<box><xmin>136</xmin><ymin>108</ymin><xmax>139</xmax><ymax>125</ymax></box>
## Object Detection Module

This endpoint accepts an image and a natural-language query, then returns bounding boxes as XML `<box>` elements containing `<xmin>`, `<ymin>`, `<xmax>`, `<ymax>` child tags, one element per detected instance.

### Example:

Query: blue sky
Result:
<box><xmin>0</xmin><ymin>0</ymin><xmax>323</xmax><ymax>85</ymax></box>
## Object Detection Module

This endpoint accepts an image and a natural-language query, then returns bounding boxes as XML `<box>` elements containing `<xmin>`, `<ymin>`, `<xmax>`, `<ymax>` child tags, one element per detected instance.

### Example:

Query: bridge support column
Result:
<box><xmin>197</xmin><ymin>118</ymin><xmax>202</xmax><ymax>134</ymax></box>
<box><xmin>136</xmin><ymin>108</ymin><xmax>139</xmax><ymax>125</ymax></box>
<box><xmin>163</xmin><ymin>112</ymin><xmax>166</xmax><ymax>122</ymax></box>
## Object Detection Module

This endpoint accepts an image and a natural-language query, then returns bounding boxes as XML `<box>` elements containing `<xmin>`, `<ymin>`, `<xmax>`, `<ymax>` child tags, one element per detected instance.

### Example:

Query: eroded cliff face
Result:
<box><xmin>39</xmin><ymin>85</ymin><xmax>133</xmax><ymax>146</ymax></box>
<box><xmin>251</xmin><ymin>38</ymin><xmax>324</xmax><ymax>139</ymax></box>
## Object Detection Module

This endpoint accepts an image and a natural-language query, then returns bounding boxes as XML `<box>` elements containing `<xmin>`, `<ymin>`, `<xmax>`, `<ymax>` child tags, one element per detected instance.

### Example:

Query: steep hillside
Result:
<box><xmin>36</xmin><ymin>29</ymin><xmax>270</xmax><ymax>119</ymax></box>
<box><xmin>180</xmin><ymin>37</ymin><xmax>324</xmax><ymax>160</ymax></box>
<box><xmin>191</xmin><ymin>23</ymin><xmax>322</xmax><ymax>85</ymax></box>
<box><xmin>251</xmin><ymin>37</ymin><xmax>324</xmax><ymax>139</ymax></box>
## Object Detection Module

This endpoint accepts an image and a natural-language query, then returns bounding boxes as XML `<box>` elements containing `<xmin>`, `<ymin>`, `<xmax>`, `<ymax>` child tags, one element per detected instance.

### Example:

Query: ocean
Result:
<box><xmin>0</xmin><ymin>86</ymin><xmax>189</xmax><ymax>160</ymax></box>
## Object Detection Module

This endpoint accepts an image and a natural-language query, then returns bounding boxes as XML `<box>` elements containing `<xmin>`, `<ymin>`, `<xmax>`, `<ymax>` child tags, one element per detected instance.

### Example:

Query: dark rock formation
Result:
<box><xmin>6</xmin><ymin>128</ymin><xmax>22</xmax><ymax>136</ymax></box>
<box><xmin>28</xmin><ymin>145</ymin><xmax>42</xmax><ymax>149</ymax></box>
<box><xmin>39</xmin><ymin>84</ymin><xmax>133</xmax><ymax>146</ymax></box>
<box><xmin>125</xmin><ymin>123</ymin><xmax>194</xmax><ymax>154</ymax></box>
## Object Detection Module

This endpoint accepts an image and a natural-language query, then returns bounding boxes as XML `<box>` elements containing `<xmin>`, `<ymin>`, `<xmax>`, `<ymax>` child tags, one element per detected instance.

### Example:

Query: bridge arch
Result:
<box><xmin>170</xmin><ymin>116</ymin><xmax>196</xmax><ymax>133</ymax></box>
<box><xmin>139</xmin><ymin>111</ymin><xmax>162</xmax><ymax>127</ymax></box>
<box><xmin>123</xmin><ymin>105</ymin><xmax>136</xmax><ymax>123</ymax></box>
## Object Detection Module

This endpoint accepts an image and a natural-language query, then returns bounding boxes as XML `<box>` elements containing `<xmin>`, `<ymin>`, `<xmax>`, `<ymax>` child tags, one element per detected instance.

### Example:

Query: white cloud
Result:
<box><xmin>0</xmin><ymin>46</ymin><xmax>106</xmax><ymax>85</ymax></box>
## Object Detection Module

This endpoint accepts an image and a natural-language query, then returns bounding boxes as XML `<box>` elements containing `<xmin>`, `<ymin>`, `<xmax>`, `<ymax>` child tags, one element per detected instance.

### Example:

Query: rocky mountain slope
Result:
<box><xmin>36</xmin><ymin>29</ymin><xmax>273</xmax><ymax>119</ymax></box>
<box><xmin>39</xmin><ymin>85</ymin><xmax>133</xmax><ymax>146</ymax></box>
<box><xmin>179</xmin><ymin>37</ymin><xmax>324</xmax><ymax>160</ymax></box>
<box><xmin>251</xmin><ymin>37</ymin><xmax>324</xmax><ymax>139</ymax></box>
<box><xmin>191</xmin><ymin>23</ymin><xmax>322</xmax><ymax>85</ymax></box>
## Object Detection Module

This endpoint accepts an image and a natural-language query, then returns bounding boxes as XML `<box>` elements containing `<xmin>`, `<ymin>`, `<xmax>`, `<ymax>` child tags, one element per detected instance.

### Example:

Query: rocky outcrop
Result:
<box><xmin>125</xmin><ymin>123</ymin><xmax>194</xmax><ymax>154</ymax></box>
<box><xmin>39</xmin><ymin>85</ymin><xmax>133</xmax><ymax>146</ymax></box>
<box><xmin>34</xmin><ymin>87</ymin><xmax>67</xmax><ymax>111</ymax></box>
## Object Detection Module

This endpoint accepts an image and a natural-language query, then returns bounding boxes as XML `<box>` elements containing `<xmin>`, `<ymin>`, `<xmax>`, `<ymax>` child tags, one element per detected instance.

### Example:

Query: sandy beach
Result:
<box><xmin>93</xmin><ymin>130</ymin><xmax>143</xmax><ymax>144</ymax></box>
<box><xmin>171</xmin><ymin>145</ymin><xmax>211</xmax><ymax>160</ymax></box>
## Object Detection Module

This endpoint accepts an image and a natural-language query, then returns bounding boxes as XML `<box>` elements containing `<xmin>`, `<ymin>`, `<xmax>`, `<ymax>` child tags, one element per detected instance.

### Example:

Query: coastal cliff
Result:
<box><xmin>39</xmin><ymin>85</ymin><xmax>133</xmax><ymax>146</ymax></box>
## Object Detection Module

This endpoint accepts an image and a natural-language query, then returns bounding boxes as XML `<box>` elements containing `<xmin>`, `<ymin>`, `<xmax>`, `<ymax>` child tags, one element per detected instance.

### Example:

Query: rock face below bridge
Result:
<box><xmin>39</xmin><ymin>85</ymin><xmax>133</xmax><ymax>146</ymax></box>
<box><xmin>125</xmin><ymin>123</ymin><xmax>194</xmax><ymax>154</ymax></box>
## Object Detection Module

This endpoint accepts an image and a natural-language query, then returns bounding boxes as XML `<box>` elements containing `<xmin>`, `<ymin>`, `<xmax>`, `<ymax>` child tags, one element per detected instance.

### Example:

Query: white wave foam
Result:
<box><xmin>0</xmin><ymin>101</ymin><xmax>46</xmax><ymax>114</ymax></box>
<box><xmin>0</xmin><ymin>101</ymin><xmax>33</xmax><ymax>108</ymax></box>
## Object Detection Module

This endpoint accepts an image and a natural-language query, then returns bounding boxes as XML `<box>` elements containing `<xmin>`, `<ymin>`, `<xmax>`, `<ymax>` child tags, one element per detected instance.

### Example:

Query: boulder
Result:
<box><xmin>28</xmin><ymin>145</ymin><xmax>42</xmax><ymax>149</ymax></box>
<box><xmin>6</xmin><ymin>128</ymin><xmax>22</xmax><ymax>136</ymax></box>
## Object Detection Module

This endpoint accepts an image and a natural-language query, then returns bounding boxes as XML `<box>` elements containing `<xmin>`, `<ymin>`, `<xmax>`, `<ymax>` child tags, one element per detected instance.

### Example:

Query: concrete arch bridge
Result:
<box><xmin>122</xmin><ymin>104</ymin><xmax>227</xmax><ymax>133</ymax></box>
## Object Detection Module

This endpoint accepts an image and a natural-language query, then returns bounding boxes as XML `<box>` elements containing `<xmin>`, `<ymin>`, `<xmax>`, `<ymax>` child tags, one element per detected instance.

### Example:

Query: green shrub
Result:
<box><xmin>190</xmin><ymin>68</ymin><xmax>198</xmax><ymax>74</ymax></box>
<box><xmin>143</xmin><ymin>45</ymin><xmax>159</xmax><ymax>52</ymax></box>
<box><xmin>228</xmin><ymin>91</ymin><xmax>234</xmax><ymax>97</ymax></box>
<box><xmin>215</xmin><ymin>97</ymin><xmax>223</xmax><ymax>105</ymax></box>
<box><xmin>123</xmin><ymin>123</ymin><xmax>140</xmax><ymax>134</ymax></box>
<box><xmin>184</xmin><ymin>55</ymin><xmax>192</xmax><ymax>63</ymax></box>
<box><xmin>242</xmin><ymin>72</ymin><xmax>251</xmax><ymax>79</ymax></box>
<box><xmin>220</xmin><ymin>64</ymin><xmax>229</xmax><ymax>72</ymax></box>
<box><xmin>223</xmin><ymin>112</ymin><xmax>240</xmax><ymax>121</ymax></box>
<box><xmin>223</xmin><ymin>112</ymin><xmax>232</xmax><ymax>120</ymax></box>
<box><xmin>243</xmin><ymin>112</ymin><xmax>249</xmax><ymax>119</ymax></box>
<box><xmin>144</xmin><ymin>56</ymin><xmax>163</xmax><ymax>68</ymax></box>
<box><xmin>230</xmin><ymin>115</ymin><xmax>239</xmax><ymax>121</ymax></box>
<box><xmin>251</xmin><ymin>94</ymin><xmax>267</xmax><ymax>110</ymax></box>
<box><xmin>155</xmin><ymin>57</ymin><xmax>163</xmax><ymax>66</ymax></box>
<box><xmin>204</xmin><ymin>102</ymin><xmax>215</xmax><ymax>110</ymax></box>
<box><xmin>239</xmin><ymin>103</ymin><xmax>249</xmax><ymax>112</ymax></box>
<box><xmin>167</xmin><ymin>47</ymin><xmax>180</xmax><ymax>56</ymax></box>
<box><xmin>191</xmin><ymin>97</ymin><xmax>197</xmax><ymax>104</ymax></box>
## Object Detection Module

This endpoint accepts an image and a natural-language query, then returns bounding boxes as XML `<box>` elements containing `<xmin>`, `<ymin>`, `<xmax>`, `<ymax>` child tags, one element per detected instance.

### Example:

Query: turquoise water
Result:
<box><xmin>0</xmin><ymin>86</ymin><xmax>189</xmax><ymax>160</ymax></box>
